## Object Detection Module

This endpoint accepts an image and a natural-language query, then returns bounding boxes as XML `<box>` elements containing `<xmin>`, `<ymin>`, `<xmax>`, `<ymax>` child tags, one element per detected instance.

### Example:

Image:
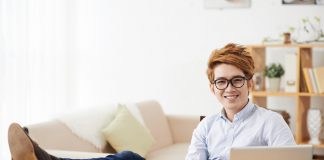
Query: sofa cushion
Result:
<box><xmin>47</xmin><ymin>149</ymin><xmax>110</xmax><ymax>159</ymax></box>
<box><xmin>145</xmin><ymin>143</ymin><xmax>190</xmax><ymax>160</ymax></box>
<box><xmin>137</xmin><ymin>101</ymin><xmax>173</xmax><ymax>152</ymax></box>
<box><xmin>102</xmin><ymin>104</ymin><xmax>155</xmax><ymax>157</ymax></box>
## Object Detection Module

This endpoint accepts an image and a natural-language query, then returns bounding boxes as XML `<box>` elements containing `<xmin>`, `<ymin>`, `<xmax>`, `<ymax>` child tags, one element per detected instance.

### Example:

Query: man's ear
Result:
<box><xmin>210</xmin><ymin>84</ymin><xmax>216</xmax><ymax>94</ymax></box>
<box><xmin>247</xmin><ymin>79</ymin><xmax>253</xmax><ymax>90</ymax></box>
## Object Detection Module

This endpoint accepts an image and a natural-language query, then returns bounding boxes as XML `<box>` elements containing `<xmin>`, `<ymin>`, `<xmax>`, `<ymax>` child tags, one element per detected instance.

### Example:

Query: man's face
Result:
<box><xmin>210</xmin><ymin>63</ymin><xmax>252</xmax><ymax>113</ymax></box>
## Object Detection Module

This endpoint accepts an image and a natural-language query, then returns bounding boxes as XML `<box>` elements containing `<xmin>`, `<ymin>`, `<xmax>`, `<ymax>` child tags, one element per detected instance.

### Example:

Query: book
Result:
<box><xmin>308</xmin><ymin>69</ymin><xmax>318</xmax><ymax>93</ymax></box>
<box><xmin>313</xmin><ymin>67</ymin><xmax>324</xmax><ymax>93</ymax></box>
<box><xmin>302</xmin><ymin>68</ymin><xmax>313</xmax><ymax>93</ymax></box>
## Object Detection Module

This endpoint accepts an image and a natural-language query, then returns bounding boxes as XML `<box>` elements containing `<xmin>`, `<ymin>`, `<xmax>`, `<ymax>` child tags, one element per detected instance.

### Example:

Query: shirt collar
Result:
<box><xmin>220</xmin><ymin>99</ymin><xmax>255</xmax><ymax>122</ymax></box>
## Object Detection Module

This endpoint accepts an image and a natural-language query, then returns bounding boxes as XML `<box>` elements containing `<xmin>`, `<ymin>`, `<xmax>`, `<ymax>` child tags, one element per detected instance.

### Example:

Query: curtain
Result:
<box><xmin>0</xmin><ymin>0</ymin><xmax>69</xmax><ymax>158</ymax></box>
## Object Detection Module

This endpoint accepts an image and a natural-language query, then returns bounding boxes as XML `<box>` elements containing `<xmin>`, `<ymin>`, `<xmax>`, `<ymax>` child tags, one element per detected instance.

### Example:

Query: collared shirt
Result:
<box><xmin>186</xmin><ymin>100</ymin><xmax>296</xmax><ymax>160</ymax></box>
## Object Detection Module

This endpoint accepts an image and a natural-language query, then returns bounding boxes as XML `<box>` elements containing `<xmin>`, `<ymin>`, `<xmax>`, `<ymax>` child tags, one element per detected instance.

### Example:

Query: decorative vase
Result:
<box><xmin>283</xmin><ymin>32</ymin><xmax>291</xmax><ymax>44</ymax></box>
<box><xmin>307</xmin><ymin>108</ymin><xmax>322</xmax><ymax>144</ymax></box>
<box><xmin>268</xmin><ymin>78</ymin><xmax>280</xmax><ymax>92</ymax></box>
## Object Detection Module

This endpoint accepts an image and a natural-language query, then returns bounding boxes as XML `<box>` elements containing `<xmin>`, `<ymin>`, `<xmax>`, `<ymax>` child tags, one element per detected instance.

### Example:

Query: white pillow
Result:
<box><xmin>58</xmin><ymin>103</ymin><xmax>146</xmax><ymax>150</ymax></box>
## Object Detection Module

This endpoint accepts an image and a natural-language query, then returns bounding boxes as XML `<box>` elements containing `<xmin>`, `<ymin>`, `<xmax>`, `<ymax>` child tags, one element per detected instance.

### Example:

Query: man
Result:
<box><xmin>185</xmin><ymin>43</ymin><xmax>295</xmax><ymax>160</ymax></box>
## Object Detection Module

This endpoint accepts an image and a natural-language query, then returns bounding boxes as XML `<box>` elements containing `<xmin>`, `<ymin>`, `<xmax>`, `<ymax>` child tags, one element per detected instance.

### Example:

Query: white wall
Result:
<box><xmin>66</xmin><ymin>0</ymin><xmax>324</xmax><ymax>126</ymax></box>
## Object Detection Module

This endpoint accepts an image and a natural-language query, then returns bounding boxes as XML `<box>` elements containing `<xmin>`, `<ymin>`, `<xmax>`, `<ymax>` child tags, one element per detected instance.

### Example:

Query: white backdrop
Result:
<box><xmin>0</xmin><ymin>0</ymin><xmax>68</xmax><ymax>158</ymax></box>
<box><xmin>67</xmin><ymin>0</ymin><xmax>324</xmax><ymax>145</ymax></box>
<box><xmin>67</xmin><ymin>0</ymin><xmax>324</xmax><ymax>115</ymax></box>
<box><xmin>1</xmin><ymin>0</ymin><xmax>324</xmax><ymax>159</ymax></box>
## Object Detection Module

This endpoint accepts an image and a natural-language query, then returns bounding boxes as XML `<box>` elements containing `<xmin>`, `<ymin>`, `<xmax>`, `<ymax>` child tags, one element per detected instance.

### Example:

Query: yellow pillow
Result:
<box><xmin>102</xmin><ymin>104</ymin><xmax>155</xmax><ymax>157</ymax></box>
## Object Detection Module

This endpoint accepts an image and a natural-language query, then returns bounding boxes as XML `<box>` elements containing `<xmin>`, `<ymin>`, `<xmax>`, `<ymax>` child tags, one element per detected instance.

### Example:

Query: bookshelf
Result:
<box><xmin>246</xmin><ymin>43</ymin><xmax>324</xmax><ymax>147</ymax></box>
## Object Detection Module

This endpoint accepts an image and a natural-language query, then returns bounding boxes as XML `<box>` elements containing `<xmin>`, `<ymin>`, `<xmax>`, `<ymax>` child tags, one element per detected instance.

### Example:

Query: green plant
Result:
<box><xmin>264</xmin><ymin>63</ymin><xmax>285</xmax><ymax>78</ymax></box>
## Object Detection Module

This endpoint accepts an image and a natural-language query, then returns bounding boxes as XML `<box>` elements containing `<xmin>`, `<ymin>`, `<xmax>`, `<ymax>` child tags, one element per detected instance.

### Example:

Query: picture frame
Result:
<box><xmin>204</xmin><ymin>0</ymin><xmax>250</xmax><ymax>9</ymax></box>
<box><xmin>316</xmin><ymin>0</ymin><xmax>324</xmax><ymax>4</ymax></box>
<box><xmin>282</xmin><ymin>0</ymin><xmax>316</xmax><ymax>5</ymax></box>
<box><xmin>253</xmin><ymin>72</ymin><xmax>264</xmax><ymax>91</ymax></box>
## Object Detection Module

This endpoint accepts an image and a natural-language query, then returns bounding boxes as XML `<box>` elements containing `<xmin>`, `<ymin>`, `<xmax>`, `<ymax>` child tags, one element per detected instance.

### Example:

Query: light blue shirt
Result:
<box><xmin>186</xmin><ymin>100</ymin><xmax>296</xmax><ymax>160</ymax></box>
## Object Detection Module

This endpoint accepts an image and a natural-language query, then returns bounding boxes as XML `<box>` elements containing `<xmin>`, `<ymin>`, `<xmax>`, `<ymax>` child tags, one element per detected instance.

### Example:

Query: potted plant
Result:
<box><xmin>264</xmin><ymin>63</ymin><xmax>285</xmax><ymax>91</ymax></box>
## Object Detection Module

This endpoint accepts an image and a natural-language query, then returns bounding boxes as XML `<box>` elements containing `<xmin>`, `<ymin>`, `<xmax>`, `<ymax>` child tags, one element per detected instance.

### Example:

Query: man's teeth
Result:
<box><xmin>225</xmin><ymin>95</ymin><xmax>237</xmax><ymax>99</ymax></box>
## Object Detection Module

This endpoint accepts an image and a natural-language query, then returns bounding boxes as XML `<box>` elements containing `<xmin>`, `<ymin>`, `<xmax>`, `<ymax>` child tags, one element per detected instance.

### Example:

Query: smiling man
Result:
<box><xmin>185</xmin><ymin>43</ymin><xmax>296</xmax><ymax>160</ymax></box>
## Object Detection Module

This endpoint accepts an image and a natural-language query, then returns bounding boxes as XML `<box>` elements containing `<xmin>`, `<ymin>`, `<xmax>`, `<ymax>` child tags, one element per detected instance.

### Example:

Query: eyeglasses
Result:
<box><xmin>213</xmin><ymin>76</ymin><xmax>249</xmax><ymax>90</ymax></box>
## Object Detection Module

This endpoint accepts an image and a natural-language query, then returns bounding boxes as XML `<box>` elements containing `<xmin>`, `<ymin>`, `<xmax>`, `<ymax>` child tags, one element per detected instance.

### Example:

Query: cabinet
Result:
<box><xmin>246</xmin><ymin>44</ymin><xmax>324</xmax><ymax>148</ymax></box>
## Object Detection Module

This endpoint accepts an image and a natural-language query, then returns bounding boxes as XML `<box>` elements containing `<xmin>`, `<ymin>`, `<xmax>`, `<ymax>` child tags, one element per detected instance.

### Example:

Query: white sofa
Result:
<box><xmin>27</xmin><ymin>100</ymin><xmax>200</xmax><ymax>159</ymax></box>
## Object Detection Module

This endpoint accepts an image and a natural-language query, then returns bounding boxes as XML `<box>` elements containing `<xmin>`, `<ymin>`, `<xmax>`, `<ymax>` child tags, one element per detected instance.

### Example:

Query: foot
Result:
<box><xmin>8</xmin><ymin>123</ymin><xmax>38</xmax><ymax>160</ymax></box>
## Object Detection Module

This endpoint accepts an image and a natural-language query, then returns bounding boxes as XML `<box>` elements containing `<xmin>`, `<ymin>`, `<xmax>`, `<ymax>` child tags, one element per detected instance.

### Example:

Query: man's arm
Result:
<box><xmin>185</xmin><ymin>121</ymin><xmax>209</xmax><ymax>160</ymax></box>
<box><xmin>264</xmin><ymin>113</ymin><xmax>296</xmax><ymax>146</ymax></box>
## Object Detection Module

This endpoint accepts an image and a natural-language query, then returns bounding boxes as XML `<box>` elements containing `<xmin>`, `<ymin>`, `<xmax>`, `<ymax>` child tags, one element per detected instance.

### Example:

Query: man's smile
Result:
<box><xmin>224</xmin><ymin>94</ymin><xmax>239</xmax><ymax>100</ymax></box>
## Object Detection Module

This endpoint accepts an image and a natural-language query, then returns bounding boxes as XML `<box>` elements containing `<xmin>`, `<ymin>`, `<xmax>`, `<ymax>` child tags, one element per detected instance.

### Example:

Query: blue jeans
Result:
<box><xmin>62</xmin><ymin>151</ymin><xmax>145</xmax><ymax>160</ymax></box>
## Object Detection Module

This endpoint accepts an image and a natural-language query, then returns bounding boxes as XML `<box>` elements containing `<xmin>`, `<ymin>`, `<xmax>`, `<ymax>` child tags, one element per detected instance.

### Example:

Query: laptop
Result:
<box><xmin>230</xmin><ymin>145</ymin><xmax>313</xmax><ymax>160</ymax></box>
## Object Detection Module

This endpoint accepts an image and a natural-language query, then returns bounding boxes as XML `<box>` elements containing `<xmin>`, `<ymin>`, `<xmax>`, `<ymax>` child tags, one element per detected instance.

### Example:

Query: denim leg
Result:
<box><xmin>111</xmin><ymin>151</ymin><xmax>145</xmax><ymax>160</ymax></box>
<box><xmin>61</xmin><ymin>151</ymin><xmax>145</xmax><ymax>160</ymax></box>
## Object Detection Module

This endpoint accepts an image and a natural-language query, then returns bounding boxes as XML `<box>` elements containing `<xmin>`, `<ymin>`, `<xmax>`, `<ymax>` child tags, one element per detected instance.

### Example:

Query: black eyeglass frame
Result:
<box><xmin>212</xmin><ymin>76</ymin><xmax>250</xmax><ymax>90</ymax></box>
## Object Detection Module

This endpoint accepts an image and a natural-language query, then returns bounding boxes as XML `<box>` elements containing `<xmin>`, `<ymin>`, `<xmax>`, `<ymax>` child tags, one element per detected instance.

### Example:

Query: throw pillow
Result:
<box><xmin>102</xmin><ymin>104</ymin><xmax>155</xmax><ymax>157</ymax></box>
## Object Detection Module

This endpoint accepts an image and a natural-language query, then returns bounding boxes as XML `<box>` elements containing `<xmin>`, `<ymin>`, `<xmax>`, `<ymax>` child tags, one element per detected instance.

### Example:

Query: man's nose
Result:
<box><xmin>225</xmin><ymin>81</ymin><xmax>236</xmax><ymax>91</ymax></box>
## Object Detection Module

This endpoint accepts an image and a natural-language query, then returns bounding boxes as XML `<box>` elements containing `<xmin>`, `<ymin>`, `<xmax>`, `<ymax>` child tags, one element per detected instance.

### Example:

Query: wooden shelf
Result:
<box><xmin>252</xmin><ymin>92</ymin><xmax>324</xmax><ymax>97</ymax></box>
<box><xmin>300</xmin><ymin>141</ymin><xmax>324</xmax><ymax>149</ymax></box>
<box><xmin>248</xmin><ymin>43</ymin><xmax>324</xmax><ymax>48</ymax></box>
<box><xmin>248</xmin><ymin>43</ymin><xmax>324</xmax><ymax>144</ymax></box>
<box><xmin>251</xmin><ymin>91</ymin><xmax>298</xmax><ymax>97</ymax></box>
<box><xmin>299</xmin><ymin>92</ymin><xmax>324</xmax><ymax>97</ymax></box>
<box><xmin>313</xmin><ymin>143</ymin><xmax>324</xmax><ymax>149</ymax></box>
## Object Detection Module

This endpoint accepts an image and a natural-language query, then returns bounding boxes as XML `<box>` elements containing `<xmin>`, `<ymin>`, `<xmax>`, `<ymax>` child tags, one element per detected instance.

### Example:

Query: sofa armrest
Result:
<box><xmin>167</xmin><ymin>115</ymin><xmax>200</xmax><ymax>143</ymax></box>
<box><xmin>27</xmin><ymin>120</ymin><xmax>101</xmax><ymax>153</ymax></box>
